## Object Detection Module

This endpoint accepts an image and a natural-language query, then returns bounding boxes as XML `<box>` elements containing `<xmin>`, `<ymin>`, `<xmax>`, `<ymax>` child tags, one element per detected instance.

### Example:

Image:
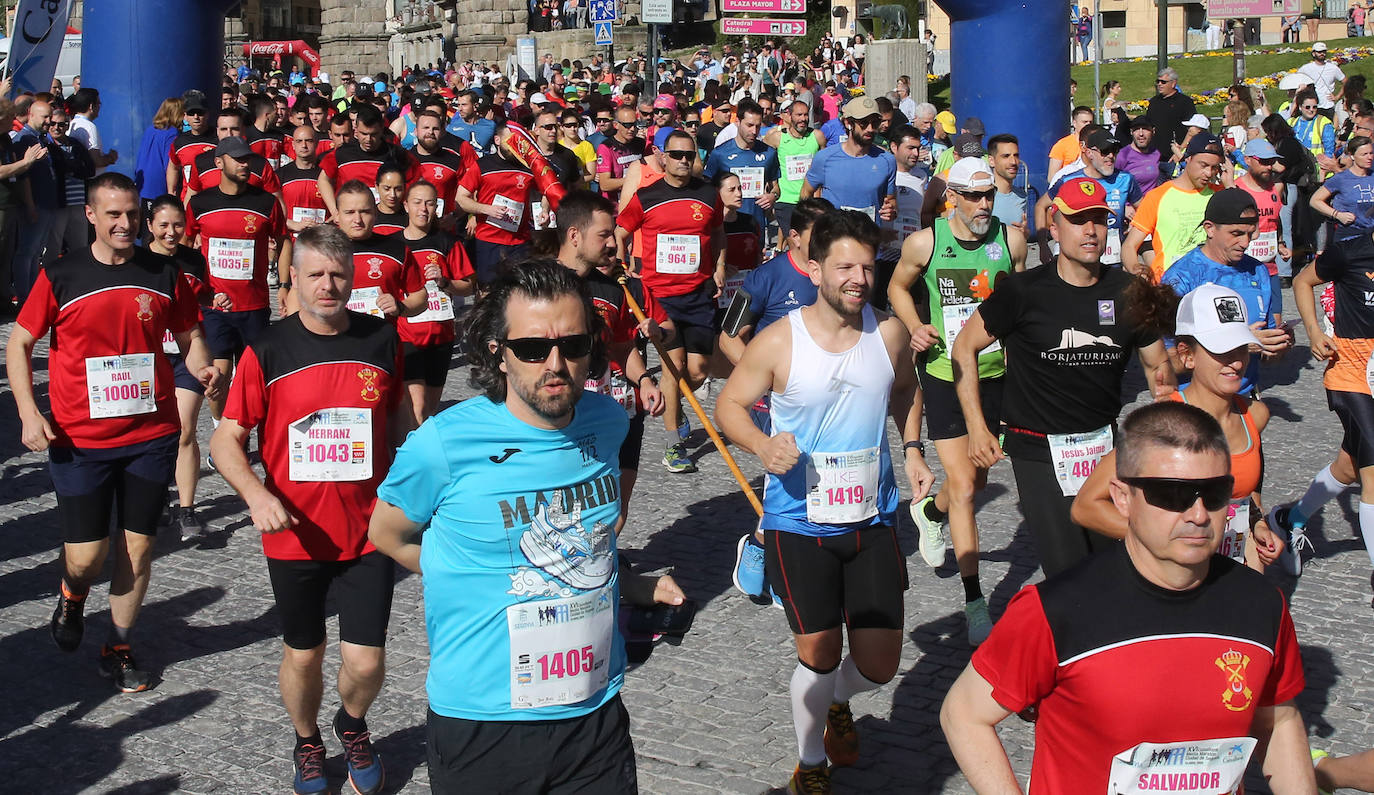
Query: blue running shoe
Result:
<box><xmin>676</xmin><ymin>418</ymin><xmax>691</xmax><ymax>441</ymax></box>
<box><xmin>333</xmin><ymin>715</ymin><xmax>385</xmax><ymax>795</ymax></box>
<box><xmin>292</xmin><ymin>740</ymin><xmax>328</xmax><ymax>795</ymax></box>
<box><xmin>733</xmin><ymin>534</ymin><xmax>767</xmax><ymax>597</ymax></box>
<box><xmin>769</xmin><ymin>583</ymin><xmax>785</xmax><ymax>610</ymax></box>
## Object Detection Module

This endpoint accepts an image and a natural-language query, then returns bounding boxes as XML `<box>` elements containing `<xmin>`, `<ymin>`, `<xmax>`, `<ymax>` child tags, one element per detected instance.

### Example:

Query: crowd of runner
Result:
<box><xmin>11</xmin><ymin>37</ymin><xmax>1374</xmax><ymax>794</ymax></box>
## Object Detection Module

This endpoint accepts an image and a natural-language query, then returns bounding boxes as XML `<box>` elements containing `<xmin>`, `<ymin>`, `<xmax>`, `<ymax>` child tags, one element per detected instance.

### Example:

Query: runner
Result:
<box><xmin>455</xmin><ymin>120</ymin><xmax>541</xmax><ymax>285</ymax></box>
<box><xmin>941</xmin><ymin>401</ymin><xmax>1314</xmax><ymax>793</ymax></box>
<box><xmin>145</xmin><ymin>194</ymin><xmax>218</xmax><ymax>541</ymax></box>
<box><xmin>616</xmin><ymin>130</ymin><xmax>726</xmax><ymax>474</ymax></box>
<box><xmin>951</xmin><ymin>177</ymin><xmax>1175</xmax><ymax>576</ymax></box>
<box><xmin>331</xmin><ymin>180</ymin><xmax>427</xmax><ymax>322</ymax></box>
<box><xmin>318</xmin><ymin>104</ymin><xmax>420</xmax><ymax>200</ymax></box>
<box><xmin>165</xmin><ymin>94</ymin><xmax>215</xmax><ymax>198</ymax></box>
<box><xmin>595</xmin><ymin>105</ymin><xmax>646</xmax><ymax>204</ymax></box>
<box><xmin>762</xmin><ymin>99</ymin><xmax>825</xmax><ymax>247</ymax></box>
<box><xmin>887</xmin><ymin>157</ymin><xmax>1026</xmax><ymax>645</ymax></box>
<box><xmin>1234</xmin><ymin>139</ymin><xmax>1290</xmax><ymax>307</ymax></box>
<box><xmin>716</xmin><ymin>209</ymin><xmax>933</xmax><ymax>794</ymax></box>
<box><xmin>445</xmin><ymin>89</ymin><xmax>496</xmax><ymax>154</ymax></box>
<box><xmin>185</xmin><ymin>111</ymin><xmax>283</xmax><ymax>200</ymax></box>
<box><xmin>801</xmin><ymin>96</ymin><xmax>896</xmax><ymax>227</ymax></box>
<box><xmin>371</xmin><ymin>163</ymin><xmax>410</xmax><ymax>235</ymax></box>
<box><xmin>719</xmin><ymin>171</ymin><xmax>763</xmax><ymax>274</ymax></box>
<box><xmin>185</xmin><ymin>136</ymin><xmax>288</xmax><ymax>437</ymax></box>
<box><xmin>210</xmin><ymin>224</ymin><xmax>402</xmax><ymax>795</ymax></box>
<box><xmin>876</xmin><ymin>125</ymin><xmax>928</xmax><ymax>312</ymax></box>
<box><xmin>1072</xmin><ymin>284</ymin><xmax>1285</xmax><ymax>573</ymax></box>
<box><xmin>1310</xmin><ymin>134</ymin><xmax>1374</xmax><ymax>246</ymax></box>
<box><xmin>704</xmin><ymin>98</ymin><xmax>779</xmax><ymax>246</ymax></box>
<box><xmin>408</xmin><ymin>109</ymin><xmax>474</xmax><ymax>227</ymax></box>
<box><xmin>1038</xmin><ymin>129</ymin><xmax>1141</xmax><ymax>268</ymax></box>
<box><xmin>988</xmin><ymin>134</ymin><xmax>1027</xmax><ymax>234</ymax></box>
<box><xmin>7</xmin><ymin>173</ymin><xmax>219</xmax><ymax>691</ymax></box>
<box><xmin>397</xmin><ymin>179</ymin><xmax>475</xmax><ymax>426</ymax></box>
<box><xmin>1122</xmin><ymin>132</ymin><xmax>1224</xmax><ymax>280</ymax></box>
<box><xmin>367</xmin><ymin>260</ymin><xmax>671</xmax><ymax>793</ymax></box>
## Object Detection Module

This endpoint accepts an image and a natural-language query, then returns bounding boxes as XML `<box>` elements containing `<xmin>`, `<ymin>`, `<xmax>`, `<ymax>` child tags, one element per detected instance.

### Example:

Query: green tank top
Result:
<box><xmin>921</xmin><ymin>218</ymin><xmax>1014</xmax><ymax>382</ymax></box>
<box><xmin>776</xmin><ymin>130</ymin><xmax>822</xmax><ymax>204</ymax></box>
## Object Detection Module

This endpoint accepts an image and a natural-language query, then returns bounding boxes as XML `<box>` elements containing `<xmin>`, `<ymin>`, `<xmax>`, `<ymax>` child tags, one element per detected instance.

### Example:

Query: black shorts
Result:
<box><xmin>471</xmin><ymin>239</ymin><xmax>530</xmax><ymax>285</ymax></box>
<box><xmin>403</xmin><ymin>341</ymin><xmax>454</xmax><ymax>387</ymax></box>
<box><xmin>655</xmin><ymin>279</ymin><xmax>717</xmax><ymax>356</ymax></box>
<box><xmin>764</xmin><ymin>525</ymin><xmax>908</xmax><ymax>635</ymax></box>
<box><xmin>774</xmin><ymin>202</ymin><xmax>796</xmax><ymax>238</ymax></box>
<box><xmin>426</xmin><ymin>696</ymin><xmax>637</xmax><ymax>795</ymax></box>
<box><xmin>49</xmin><ymin>433</ymin><xmax>179</xmax><ymax>543</ymax></box>
<box><xmin>167</xmin><ymin>353</ymin><xmax>206</xmax><ymax>395</ymax></box>
<box><xmin>618</xmin><ymin>410</ymin><xmax>646</xmax><ymax>472</ymax></box>
<box><xmin>919</xmin><ymin>370</ymin><xmax>1004</xmax><ymax>442</ymax></box>
<box><xmin>265</xmin><ymin>551</ymin><xmax>396</xmax><ymax>650</ymax></box>
<box><xmin>203</xmin><ymin>307</ymin><xmax>270</xmax><ymax>360</ymax></box>
<box><xmin>1329</xmin><ymin>389</ymin><xmax>1374</xmax><ymax>469</ymax></box>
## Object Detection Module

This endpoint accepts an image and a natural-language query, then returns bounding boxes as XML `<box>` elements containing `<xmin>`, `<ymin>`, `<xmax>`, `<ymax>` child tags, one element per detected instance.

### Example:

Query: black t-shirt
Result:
<box><xmin>1315</xmin><ymin>234</ymin><xmax>1374</xmax><ymax>340</ymax></box>
<box><xmin>978</xmin><ymin>264</ymin><xmax>1159</xmax><ymax>443</ymax></box>
<box><xmin>544</xmin><ymin>143</ymin><xmax>584</xmax><ymax>190</ymax></box>
<box><xmin>1144</xmin><ymin>91</ymin><xmax>1197</xmax><ymax>155</ymax></box>
<box><xmin>1273</xmin><ymin>136</ymin><xmax>1312</xmax><ymax>186</ymax></box>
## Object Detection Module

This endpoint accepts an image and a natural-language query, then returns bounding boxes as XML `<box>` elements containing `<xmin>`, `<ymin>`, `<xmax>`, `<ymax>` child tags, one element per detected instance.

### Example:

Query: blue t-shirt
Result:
<box><xmin>446</xmin><ymin>116</ymin><xmax>496</xmax><ymax>154</ymax></box>
<box><xmin>1162</xmin><ymin>246</ymin><xmax>1277</xmax><ymax>394</ymax></box>
<box><xmin>820</xmin><ymin>117</ymin><xmax>847</xmax><ymax>147</ymax></box>
<box><xmin>1048</xmin><ymin>168</ymin><xmax>1141</xmax><ymax>232</ymax></box>
<box><xmin>377</xmin><ymin>393</ymin><xmax>629</xmax><ymax>722</ymax></box>
<box><xmin>704</xmin><ymin>138</ymin><xmax>780</xmax><ymax>238</ymax></box>
<box><xmin>1320</xmin><ymin>167</ymin><xmax>1374</xmax><ymax>241</ymax></box>
<box><xmin>743</xmin><ymin>249</ymin><xmax>818</xmax><ymax>332</ymax></box>
<box><xmin>804</xmin><ymin>145</ymin><xmax>897</xmax><ymax>222</ymax></box>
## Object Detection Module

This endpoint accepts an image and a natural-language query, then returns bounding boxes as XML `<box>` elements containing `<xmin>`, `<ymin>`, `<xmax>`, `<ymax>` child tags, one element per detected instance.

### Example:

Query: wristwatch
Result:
<box><xmin>903</xmin><ymin>440</ymin><xmax>925</xmax><ymax>456</ymax></box>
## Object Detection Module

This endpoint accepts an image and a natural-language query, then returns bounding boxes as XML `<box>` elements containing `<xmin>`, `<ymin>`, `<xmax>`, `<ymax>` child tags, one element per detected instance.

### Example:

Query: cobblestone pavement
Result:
<box><xmin>3</xmin><ymin>285</ymin><xmax>1374</xmax><ymax>794</ymax></box>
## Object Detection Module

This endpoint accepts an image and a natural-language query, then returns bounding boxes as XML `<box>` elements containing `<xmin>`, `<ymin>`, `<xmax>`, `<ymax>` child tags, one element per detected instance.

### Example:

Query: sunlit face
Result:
<box><xmin>336</xmin><ymin>190</ymin><xmax>376</xmax><ymax>240</ymax></box>
<box><xmin>293</xmin><ymin>247</ymin><xmax>353</xmax><ymax>322</ymax></box>
<box><xmin>494</xmin><ymin>292</ymin><xmax>594</xmax><ymax>423</ymax></box>
<box><xmin>1203</xmin><ymin>219</ymin><xmax>1256</xmax><ymax>264</ymax></box>
<box><xmin>147</xmin><ymin>206</ymin><xmax>185</xmax><ymax>254</ymax></box>
<box><xmin>718</xmin><ymin>174</ymin><xmax>743</xmax><ymax>211</ymax></box>
<box><xmin>405</xmin><ymin>183</ymin><xmax>438</xmax><ymax>230</ymax></box>
<box><xmin>809</xmin><ymin>237</ymin><xmax>874</xmax><ymax>320</ymax></box>
<box><xmin>86</xmin><ymin>186</ymin><xmax>140</xmax><ymax>254</ymax></box>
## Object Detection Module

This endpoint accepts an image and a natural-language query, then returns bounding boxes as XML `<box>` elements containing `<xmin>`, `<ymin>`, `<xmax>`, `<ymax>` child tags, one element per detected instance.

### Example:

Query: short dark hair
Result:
<box><xmin>216</xmin><ymin>107</ymin><xmax>247</xmax><ymax>127</ymax></box>
<box><xmin>69</xmin><ymin>87</ymin><xmax>100</xmax><ymax>114</ymax></box>
<box><xmin>664</xmin><ymin>130</ymin><xmax>696</xmax><ymax>150</ymax></box>
<box><xmin>888</xmin><ymin>124</ymin><xmax>922</xmax><ymax>147</ymax></box>
<box><xmin>791</xmin><ymin>198</ymin><xmax>834</xmax><ymax>236</ymax></box>
<box><xmin>375</xmin><ymin>162</ymin><xmax>407</xmax><ymax>186</ymax></box>
<box><xmin>1071</xmin><ymin>105</ymin><xmax>1093</xmax><ymax>120</ymax></box>
<box><xmin>1116</xmin><ymin>402</ymin><xmax>1230</xmax><ymax>479</ymax></box>
<box><xmin>463</xmin><ymin>260</ymin><xmax>607</xmax><ymax>402</ymax></box>
<box><xmin>146</xmin><ymin>193</ymin><xmax>185</xmax><ymax>223</ymax></box>
<box><xmin>808</xmin><ymin>209</ymin><xmax>880</xmax><ymax>263</ymax></box>
<box><xmin>555</xmin><ymin>190</ymin><xmax>616</xmax><ymax>245</ymax></box>
<box><xmin>86</xmin><ymin>172</ymin><xmax>138</xmax><ymax>206</ymax></box>
<box><xmin>247</xmin><ymin>94</ymin><xmax>274</xmax><ymax>119</ymax></box>
<box><xmin>336</xmin><ymin>178</ymin><xmax>375</xmax><ymax>204</ymax></box>
<box><xmin>987</xmin><ymin>133</ymin><xmax>1019</xmax><ymax>154</ymax></box>
<box><xmin>736</xmin><ymin>98</ymin><xmax>763</xmax><ymax>119</ymax></box>
<box><xmin>353</xmin><ymin>103</ymin><xmax>384</xmax><ymax>129</ymax></box>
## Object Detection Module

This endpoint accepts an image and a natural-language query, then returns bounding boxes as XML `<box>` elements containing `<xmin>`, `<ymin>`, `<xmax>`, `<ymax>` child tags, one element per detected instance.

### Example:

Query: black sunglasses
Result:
<box><xmin>956</xmin><ymin>189</ymin><xmax>997</xmax><ymax>202</ymax></box>
<box><xmin>665</xmin><ymin>149</ymin><xmax>696</xmax><ymax>161</ymax></box>
<box><xmin>501</xmin><ymin>334</ymin><xmax>594</xmax><ymax>362</ymax></box>
<box><xmin>615</xmin><ymin>120</ymin><xmax>636</xmax><ymax>128</ymax></box>
<box><xmin>595</xmin><ymin>117</ymin><xmax>613</xmax><ymax>123</ymax></box>
<box><xmin>538</xmin><ymin>123</ymin><xmax>558</xmax><ymax>130</ymax></box>
<box><xmin>1120</xmin><ymin>476</ymin><xmax>1235</xmax><ymax>512</ymax></box>
<box><xmin>683</xmin><ymin>120</ymin><xmax>700</xmax><ymax>126</ymax></box>
<box><xmin>560</xmin><ymin>122</ymin><xmax>579</xmax><ymax>128</ymax></box>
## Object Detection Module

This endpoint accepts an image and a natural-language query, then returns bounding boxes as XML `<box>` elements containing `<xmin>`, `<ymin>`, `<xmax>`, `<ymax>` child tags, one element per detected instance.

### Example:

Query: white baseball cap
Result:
<box><xmin>1175</xmin><ymin>283</ymin><xmax>1261</xmax><ymax>354</ymax></box>
<box><xmin>946</xmin><ymin>156</ymin><xmax>994</xmax><ymax>191</ymax></box>
<box><xmin>1185</xmin><ymin>113</ymin><xmax>1211</xmax><ymax>129</ymax></box>
<box><xmin>1313</xmin><ymin>41</ymin><xmax>1329</xmax><ymax>51</ymax></box>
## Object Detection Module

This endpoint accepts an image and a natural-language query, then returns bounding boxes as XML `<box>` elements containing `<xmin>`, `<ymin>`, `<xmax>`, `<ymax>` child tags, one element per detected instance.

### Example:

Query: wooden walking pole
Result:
<box><xmin>618</xmin><ymin>277</ymin><xmax>764</xmax><ymax>517</ymax></box>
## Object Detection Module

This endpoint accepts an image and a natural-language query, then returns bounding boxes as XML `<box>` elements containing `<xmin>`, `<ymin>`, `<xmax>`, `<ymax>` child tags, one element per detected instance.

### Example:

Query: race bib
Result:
<box><xmin>507</xmin><ymin>584</ymin><xmax>615</xmax><ymax>709</ymax></box>
<box><xmin>369</xmin><ymin>186</ymin><xmax>381</xmax><ymax>204</ymax></box>
<box><xmin>941</xmin><ymin>301</ymin><xmax>1002</xmax><ymax>355</ymax></box>
<box><xmin>734</xmin><ymin>166</ymin><xmax>765</xmax><ymax>199</ymax></box>
<box><xmin>183</xmin><ymin>164</ymin><xmax>192</xmax><ymax>184</ymax></box>
<box><xmin>287</xmin><ymin>408</ymin><xmax>373</xmax><ymax>482</ymax></box>
<box><xmin>436</xmin><ymin>198</ymin><xmax>446</xmax><ymax>217</ymax></box>
<box><xmin>585</xmin><ymin>368</ymin><xmax>636</xmax><ymax>418</ymax></box>
<box><xmin>1107</xmin><ymin>737</ymin><xmax>1256</xmax><ymax>795</ymax></box>
<box><xmin>1220</xmin><ymin>499</ymin><xmax>1249</xmax><ymax>562</ymax></box>
<box><xmin>842</xmin><ymin>204</ymin><xmax>877</xmax><ymax>222</ymax></box>
<box><xmin>86</xmin><ymin>354</ymin><xmax>156</xmax><ymax>418</ymax></box>
<box><xmin>1102</xmin><ymin>227</ymin><xmax>1122</xmax><ymax>266</ymax></box>
<box><xmin>785</xmin><ymin>153</ymin><xmax>813</xmax><ymax>182</ymax></box>
<box><xmin>162</xmin><ymin>329</ymin><xmax>179</xmax><ymax>356</ymax></box>
<box><xmin>656</xmin><ymin>234</ymin><xmax>701</xmax><ymax>274</ymax></box>
<box><xmin>346</xmin><ymin>286</ymin><xmax>385</xmax><ymax>317</ymax></box>
<box><xmin>717</xmin><ymin>274</ymin><xmax>746</xmax><ymax>309</ymax></box>
<box><xmin>291</xmin><ymin>206</ymin><xmax>326</xmax><ymax>224</ymax></box>
<box><xmin>806</xmin><ymin>447</ymin><xmax>880</xmax><ymax>524</ymax></box>
<box><xmin>1246</xmin><ymin>230</ymin><xmax>1278</xmax><ymax>262</ymax></box>
<box><xmin>207</xmin><ymin>237</ymin><xmax>255</xmax><ymax>281</ymax></box>
<box><xmin>406</xmin><ymin>281</ymin><xmax>456</xmax><ymax>323</ymax></box>
<box><xmin>485</xmin><ymin>193</ymin><xmax>525</xmax><ymax>233</ymax></box>
<box><xmin>883</xmin><ymin>214</ymin><xmax>921</xmax><ymax>255</ymax></box>
<box><xmin>617</xmin><ymin>154</ymin><xmax>639</xmax><ymax>166</ymax></box>
<box><xmin>1047</xmin><ymin>425</ymin><xmax>1113</xmax><ymax>497</ymax></box>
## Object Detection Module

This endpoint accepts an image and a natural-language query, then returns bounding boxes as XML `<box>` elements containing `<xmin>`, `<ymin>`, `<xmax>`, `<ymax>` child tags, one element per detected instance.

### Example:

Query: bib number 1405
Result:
<box><xmin>537</xmin><ymin>644</ymin><xmax>595</xmax><ymax>681</ymax></box>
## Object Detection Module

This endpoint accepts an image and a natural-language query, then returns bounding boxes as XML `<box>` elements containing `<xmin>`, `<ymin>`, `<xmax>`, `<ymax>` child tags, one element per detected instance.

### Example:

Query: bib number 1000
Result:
<box><xmin>537</xmin><ymin>645</ymin><xmax>595</xmax><ymax>681</ymax></box>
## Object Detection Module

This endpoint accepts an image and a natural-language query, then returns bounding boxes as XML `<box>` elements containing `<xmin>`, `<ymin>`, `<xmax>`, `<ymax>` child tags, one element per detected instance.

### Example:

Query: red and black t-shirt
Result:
<box><xmin>971</xmin><ymin>545</ymin><xmax>1305</xmax><ymax>794</ymax></box>
<box><xmin>168</xmin><ymin>131</ymin><xmax>216</xmax><ymax>195</ymax></box>
<box><xmin>372</xmin><ymin>210</ymin><xmax>409</xmax><ymax>237</ymax></box>
<box><xmin>398</xmin><ymin>230</ymin><xmax>474</xmax><ymax>347</ymax></box>
<box><xmin>725</xmin><ymin>213</ymin><xmax>763</xmax><ymax>270</ymax></box>
<box><xmin>319</xmin><ymin>141</ymin><xmax>421</xmax><ymax>189</ymax></box>
<box><xmin>223</xmin><ymin>312</ymin><xmax>402</xmax><ymax>561</ymax></box>
<box><xmin>470</xmin><ymin>152</ymin><xmax>536</xmax><ymax>246</ymax></box>
<box><xmin>277</xmin><ymin>163</ymin><xmax>329</xmax><ymax>233</ymax></box>
<box><xmin>186</xmin><ymin>149</ymin><xmax>283</xmax><ymax>195</ymax></box>
<box><xmin>349</xmin><ymin>232</ymin><xmax>421</xmax><ymax>318</ymax></box>
<box><xmin>581</xmin><ymin>268</ymin><xmax>667</xmax><ymax>414</ymax></box>
<box><xmin>617</xmin><ymin>177</ymin><xmax>723</xmax><ymax>297</ymax></box>
<box><xmin>245</xmin><ymin>125</ymin><xmax>285</xmax><ymax>166</ymax></box>
<box><xmin>185</xmin><ymin>186</ymin><xmax>288</xmax><ymax>312</ymax></box>
<box><xmin>17</xmin><ymin>247</ymin><xmax>198</xmax><ymax>448</ymax></box>
<box><xmin>411</xmin><ymin>144</ymin><xmax>474</xmax><ymax>217</ymax></box>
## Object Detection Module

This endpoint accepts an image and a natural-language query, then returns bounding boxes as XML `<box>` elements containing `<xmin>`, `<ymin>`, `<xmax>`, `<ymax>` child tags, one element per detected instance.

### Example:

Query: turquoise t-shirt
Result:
<box><xmin>378</xmin><ymin>392</ymin><xmax>629</xmax><ymax>721</ymax></box>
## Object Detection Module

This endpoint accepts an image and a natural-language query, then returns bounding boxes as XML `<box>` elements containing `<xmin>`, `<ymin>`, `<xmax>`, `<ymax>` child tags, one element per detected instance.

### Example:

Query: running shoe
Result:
<box><xmin>1267</xmin><ymin>502</ymin><xmax>1311</xmax><ymax>577</ymax></box>
<box><xmin>965</xmin><ymin>597</ymin><xmax>993</xmax><ymax>646</ymax></box>
<box><xmin>334</xmin><ymin>713</ymin><xmax>385</xmax><ymax>795</ymax></box>
<box><xmin>911</xmin><ymin>496</ymin><xmax>947</xmax><ymax>568</ymax></box>
<box><xmin>676</xmin><ymin>417</ymin><xmax>691</xmax><ymax>441</ymax></box>
<box><xmin>769</xmin><ymin>583</ymin><xmax>785</xmax><ymax>610</ymax></box>
<box><xmin>98</xmin><ymin>644</ymin><xmax>152</xmax><ymax>693</ymax></box>
<box><xmin>788</xmin><ymin>762</ymin><xmax>831</xmax><ymax>795</ymax></box>
<box><xmin>1311</xmin><ymin>749</ymin><xmax>1333</xmax><ymax>795</ymax></box>
<box><xmin>662</xmin><ymin>442</ymin><xmax>696</xmax><ymax>473</ymax></box>
<box><xmin>173</xmin><ymin>505</ymin><xmax>207</xmax><ymax>542</ymax></box>
<box><xmin>823</xmin><ymin>701</ymin><xmax>859</xmax><ymax>767</ymax></box>
<box><xmin>205</xmin><ymin>450</ymin><xmax>217</xmax><ymax>472</ymax></box>
<box><xmin>733</xmin><ymin>534</ymin><xmax>767</xmax><ymax>597</ymax></box>
<box><xmin>50</xmin><ymin>589</ymin><xmax>85</xmax><ymax>652</ymax></box>
<box><xmin>292</xmin><ymin>740</ymin><xmax>328</xmax><ymax>795</ymax></box>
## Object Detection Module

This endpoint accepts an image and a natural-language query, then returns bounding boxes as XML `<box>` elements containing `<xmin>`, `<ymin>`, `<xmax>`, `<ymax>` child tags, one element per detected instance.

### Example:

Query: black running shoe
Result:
<box><xmin>50</xmin><ymin>590</ymin><xmax>85</xmax><ymax>652</ymax></box>
<box><xmin>98</xmin><ymin>644</ymin><xmax>152</xmax><ymax>692</ymax></box>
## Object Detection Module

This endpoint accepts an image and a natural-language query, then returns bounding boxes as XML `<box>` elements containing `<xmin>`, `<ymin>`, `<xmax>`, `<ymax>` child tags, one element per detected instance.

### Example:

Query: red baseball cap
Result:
<box><xmin>1051</xmin><ymin>177</ymin><xmax>1112</xmax><ymax>217</ymax></box>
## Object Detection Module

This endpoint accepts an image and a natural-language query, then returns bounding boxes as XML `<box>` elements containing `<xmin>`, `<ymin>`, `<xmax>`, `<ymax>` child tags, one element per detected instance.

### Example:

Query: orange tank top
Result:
<box><xmin>1170</xmin><ymin>389</ymin><xmax>1262</xmax><ymax>498</ymax></box>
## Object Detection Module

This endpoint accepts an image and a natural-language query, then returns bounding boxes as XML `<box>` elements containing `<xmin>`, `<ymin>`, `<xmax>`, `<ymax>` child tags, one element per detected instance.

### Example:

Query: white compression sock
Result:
<box><xmin>790</xmin><ymin>661</ymin><xmax>836</xmax><ymax>766</ymax></box>
<box><xmin>211</xmin><ymin>417</ymin><xmax>221</xmax><ymax>430</ymax></box>
<box><xmin>833</xmin><ymin>654</ymin><xmax>884</xmax><ymax>704</ymax></box>
<box><xmin>1294</xmin><ymin>465</ymin><xmax>1347</xmax><ymax>525</ymax></box>
<box><xmin>1360</xmin><ymin>503</ymin><xmax>1374</xmax><ymax>568</ymax></box>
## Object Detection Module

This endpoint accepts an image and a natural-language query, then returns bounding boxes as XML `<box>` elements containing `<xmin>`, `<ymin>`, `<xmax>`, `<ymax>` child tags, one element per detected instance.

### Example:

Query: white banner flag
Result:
<box><xmin>6</xmin><ymin>0</ymin><xmax>73</xmax><ymax>95</ymax></box>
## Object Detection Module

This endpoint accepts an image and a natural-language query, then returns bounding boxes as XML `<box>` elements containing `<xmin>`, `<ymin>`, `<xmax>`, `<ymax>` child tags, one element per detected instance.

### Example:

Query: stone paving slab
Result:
<box><xmin>2</xmin><ymin>285</ymin><xmax>1374</xmax><ymax>793</ymax></box>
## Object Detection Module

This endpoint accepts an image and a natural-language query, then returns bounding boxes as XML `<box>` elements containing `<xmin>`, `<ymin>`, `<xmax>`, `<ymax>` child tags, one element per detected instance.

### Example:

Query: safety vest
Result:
<box><xmin>1290</xmin><ymin>113</ymin><xmax>1332</xmax><ymax>159</ymax></box>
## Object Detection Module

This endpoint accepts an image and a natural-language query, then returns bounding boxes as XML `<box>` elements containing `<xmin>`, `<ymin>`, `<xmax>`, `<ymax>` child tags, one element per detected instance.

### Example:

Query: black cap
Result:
<box><xmin>952</xmin><ymin>133</ymin><xmax>985</xmax><ymax>158</ymax></box>
<box><xmin>1129</xmin><ymin>115</ymin><xmax>1156</xmax><ymax>130</ymax></box>
<box><xmin>214</xmin><ymin>136</ymin><xmax>253</xmax><ymax>159</ymax></box>
<box><xmin>1084</xmin><ymin>128</ymin><xmax>1121</xmax><ymax>152</ymax></box>
<box><xmin>183</xmin><ymin>94</ymin><xmax>207</xmax><ymax>114</ymax></box>
<box><xmin>962</xmin><ymin>116</ymin><xmax>985</xmax><ymax>136</ymax></box>
<box><xmin>1204</xmin><ymin>188</ymin><xmax>1259</xmax><ymax>225</ymax></box>
<box><xmin>1184</xmin><ymin>132</ymin><xmax>1225</xmax><ymax>160</ymax></box>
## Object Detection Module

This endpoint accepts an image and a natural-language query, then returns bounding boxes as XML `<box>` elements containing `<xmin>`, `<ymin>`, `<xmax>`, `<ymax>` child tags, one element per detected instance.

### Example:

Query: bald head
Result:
<box><xmin>28</xmin><ymin>101</ymin><xmax>52</xmax><ymax>131</ymax></box>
